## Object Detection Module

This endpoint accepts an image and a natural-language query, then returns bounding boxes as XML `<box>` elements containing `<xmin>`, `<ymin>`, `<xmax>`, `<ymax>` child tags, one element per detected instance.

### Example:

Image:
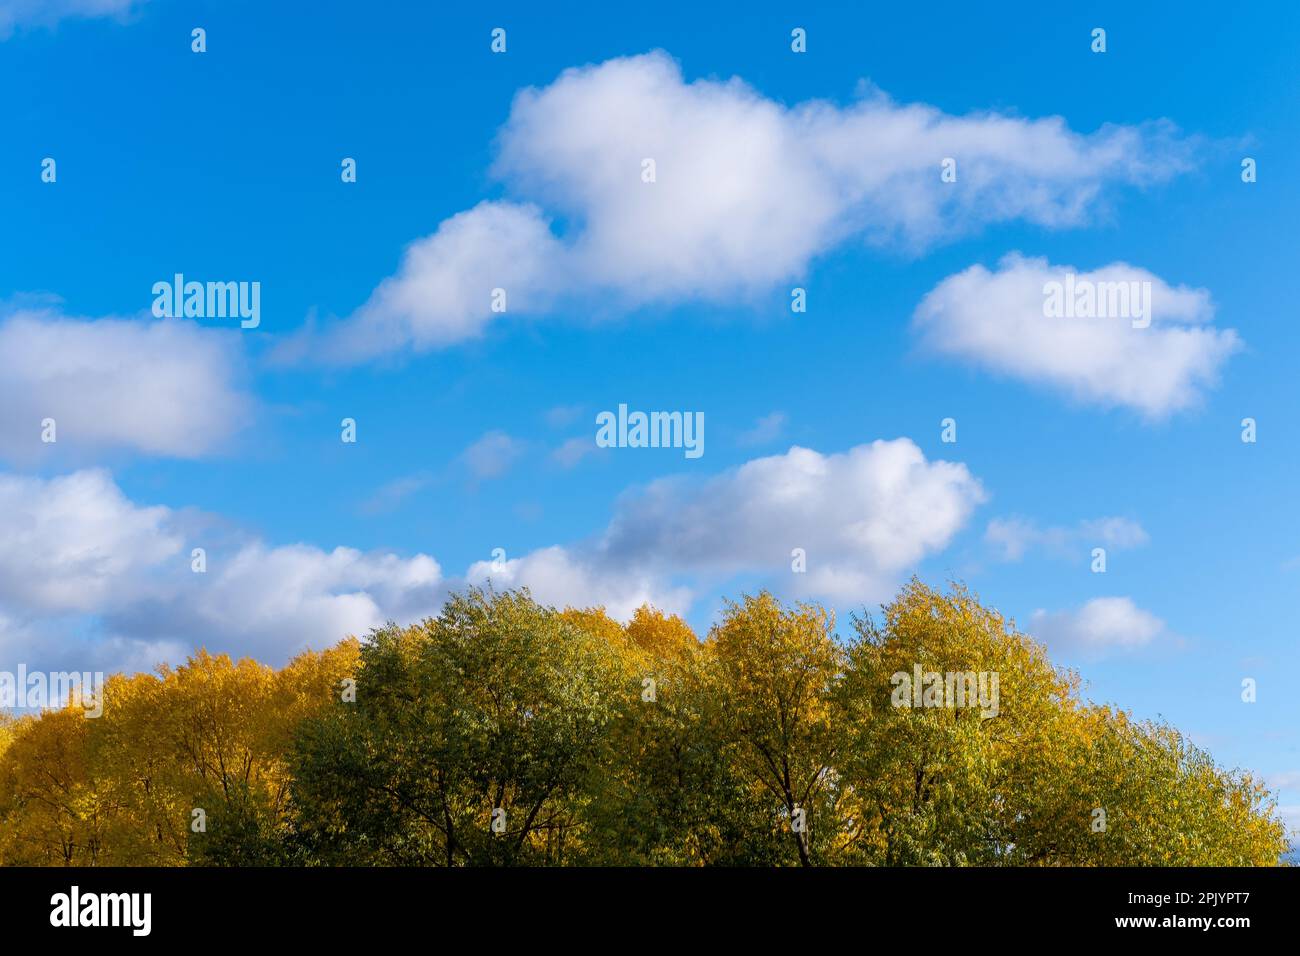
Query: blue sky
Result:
<box><xmin>1</xmin><ymin>1</ymin><xmax>1297</xmax><ymax>836</ymax></box>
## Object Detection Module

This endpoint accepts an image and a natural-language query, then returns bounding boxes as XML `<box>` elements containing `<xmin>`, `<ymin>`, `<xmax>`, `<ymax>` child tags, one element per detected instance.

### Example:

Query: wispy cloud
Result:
<box><xmin>552</xmin><ymin>435</ymin><xmax>600</xmax><ymax>469</ymax></box>
<box><xmin>461</xmin><ymin>430</ymin><xmax>525</xmax><ymax>480</ymax></box>
<box><xmin>0</xmin><ymin>0</ymin><xmax>149</xmax><ymax>40</ymax></box>
<box><xmin>1030</xmin><ymin>597</ymin><xmax>1166</xmax><ymax>657</ymax></box>
<box><xmin>544</xmin><ymin>404</ymin><xmax>584</xmax><ymax>429</ymax></box>
<box><xmin>358</xmin><ymin>474</ymin><xmax>433</xmax><ymax>516</ymax></box>
<box><xmin>737</xmin><ymin>411</ymin><xmax>788</xmax><ymax>447</ymax></box>
<box><xmin>985</xmin><ymin>515</ymin><xmax>1149</xmax><ymax>562</ymax></box>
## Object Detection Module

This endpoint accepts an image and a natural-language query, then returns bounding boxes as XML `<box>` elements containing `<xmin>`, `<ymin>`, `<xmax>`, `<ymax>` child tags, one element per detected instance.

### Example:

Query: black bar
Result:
<box><xmin>0</xmin><ymin>866</ymin><xmax>1290</xmax><ymax>941</ymax></box>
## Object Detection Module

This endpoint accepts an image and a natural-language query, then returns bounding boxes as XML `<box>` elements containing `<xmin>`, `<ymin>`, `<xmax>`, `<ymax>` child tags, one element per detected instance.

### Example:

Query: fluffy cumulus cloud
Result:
<box><xmin>1</xmin><ymin>442</ymin><xmax>983</xmax><ymax>671</ymax></box>
<box><xmin>1030</xmin><ymin>597</ymin><xmax>1165</xmax><ymax>656</ymax></box>
<box><xmin>0</xmin><ymin>470</ymin><xmax>181</xmax><ymax>613</ymax></box>
<box><xmin>0</xmin><ymin>309</ymin><xmax>254</xmax><ymax>462</ymax></box>
<box><xmin>465</xmin><ymin>545</ymin><xmax>694</xmax><ymax>622</ymax></box>
<box><xmin>0</xmin><ymin>470</ymin><xmax>445</xmax><ymax>671</ymax></box>
<box><xmin>0</xmin><ymin>0</ymin><xmax>146</xmax><ymax>39</ymax></box>
<box><xmin>913</xmin><ymin>254</ymin><xmax>1241</xmax><ymax>419</ymax></box>
<box><xmin>470</xmin><ymin>438</ymin><xmax>986</xmax><ymax>610</ymax></box>
<box><xmin>310</xmin><ymin>51</ymin><xmax>1194</xmax><ymax>361</ymax></box>
<box><xmin>109</xmin><ymin>544</ymin><xmax>445</xmax><ymax>664</ymax></box>
<box><xmin>317</xmin><ymin>202</ymin><xmax>564</xmax><ymax>362</ymax></box>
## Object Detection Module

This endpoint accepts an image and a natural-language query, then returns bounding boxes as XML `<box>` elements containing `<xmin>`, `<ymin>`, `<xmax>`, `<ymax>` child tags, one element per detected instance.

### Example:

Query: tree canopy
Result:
<box><xmin>0</xmin><ymin>581</ymin><xmax>1288</xmax><ymax>866</ymax></box>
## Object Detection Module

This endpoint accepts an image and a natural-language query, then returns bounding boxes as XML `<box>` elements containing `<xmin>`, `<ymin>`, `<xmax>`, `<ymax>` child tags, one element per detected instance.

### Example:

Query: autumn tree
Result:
<box><xmin>836</xmin><ymin>579</ymin><xmax>1290</xmax><ymax>866</ymax></box>
<box><xmin>290</xmin><ymin>588</ymin><xmax>628</xmax><ymax>865</ymax></box>
<box><xmin>1015</xmin><ymin>705</ymin><xmax>1287</xmax><ymax>866</ymax></box>
<box><xmin>0</xmin><ymin>644</ymin><xmax>357</xmax><ymax>866</ymax></box>
<box><xmin>0</xmin><ymin>706</ymin><xmax>101</xmax><ymax>865</ymax></box>
<box><xmin>706</xmin><ymin>593</ymin><xmax>848</xmax><ymax>865</ymax></box>
<box><xmin>579</xmin><ymin>605</ymin><xmax>789</xmax><ymax>865</ymax></box>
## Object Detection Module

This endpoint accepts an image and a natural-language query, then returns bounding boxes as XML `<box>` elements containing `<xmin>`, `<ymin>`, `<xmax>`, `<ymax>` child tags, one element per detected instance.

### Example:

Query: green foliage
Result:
<box><xmin>290</xmin><ymin>588</ymin><xmax>627</xmax><ymax>865</ymax></box>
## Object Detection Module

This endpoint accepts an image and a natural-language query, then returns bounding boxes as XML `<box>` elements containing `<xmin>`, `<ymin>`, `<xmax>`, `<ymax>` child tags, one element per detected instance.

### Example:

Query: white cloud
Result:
<box><xmin>0</xmin><ymin>0</ymin><xmax>145</xmax><ymax>39</ymax></box>
<box><xmin>461</xmin><ymin>430</ymin><xmax>525</xmax><ymax>479</ymax></box>
<box><xmin>466</xmin><ymin>545</ymin><xmax>693</xmax><ymax>621</ymax></box>
<box><xmin>474</xmin><ymin>438</ymin><xmax>985</xmax><ymax>610</ymax></box>
<box><xmin>1030</xmin><ymin>597</ymin><xmax>1165</xmax><ymax>656</ymax></box>
<box><xmin>602</xmin><ymin>440</ymin><xmax>983</xmax><ymax>593</ymax></box>
<box><xmin>496</xmin><ymin>52</ymin><xmax>1187</xmax><ymax>291</ymax></box>
<box><xmin>986</xmin><ymin>515</ymin><xmax>1148</xmax><ymax>562</ymax></box>
<box><xmin>913</xmin><ymin>254</ymin><xmax>1240</xmax><ymax>419</ymax></box>
<box><xmin>315</xmin><ymin>202</ymin><xmax>564</xmax><ymax>362</ymax></box>
<box><xmin>0</xmin><ymin>610</ymin><xmax>186</xmax><ymax>681</ymax></box>
<box><xmin>305</xmin><ymin>51</ymin><xmax>1194</xmax><ymax>361</ymax></box>
<box><xmin>1266</xmin><ymin>771</ymin><xmax>1300</xmax><ymax>793</ymax></box>
<box><xmin>0</xmin><ymin>469</ymin><xmax>445</xmax><ymax>670</ymax></box>
<box><xmin>0</xmin><ymin>310</ymin><xmax>253</xmax><ymax>462</ymax></box>
<box><xmin>0</xmin><ymin>439</ymin><xmax>983</xmax><ymax>670</ymax></box>
<box><xmin>984</xmin><ymin>518</ymin><xmax>1041</xmax><ymax>562</ymax></box>
<box><xmin>1078</xmin><ymin>517</ymin><xmax>1151</xmax><ymax>550</ymax></box>
<box><xmin>120</xmin><ymin>544</ymin><xmax>444</xmax><ymax>663</ymax></box>
<box><xmin>0</xmin><ymin>469</ymin><xmax>181</xmax><ymax>613</ymax></box>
